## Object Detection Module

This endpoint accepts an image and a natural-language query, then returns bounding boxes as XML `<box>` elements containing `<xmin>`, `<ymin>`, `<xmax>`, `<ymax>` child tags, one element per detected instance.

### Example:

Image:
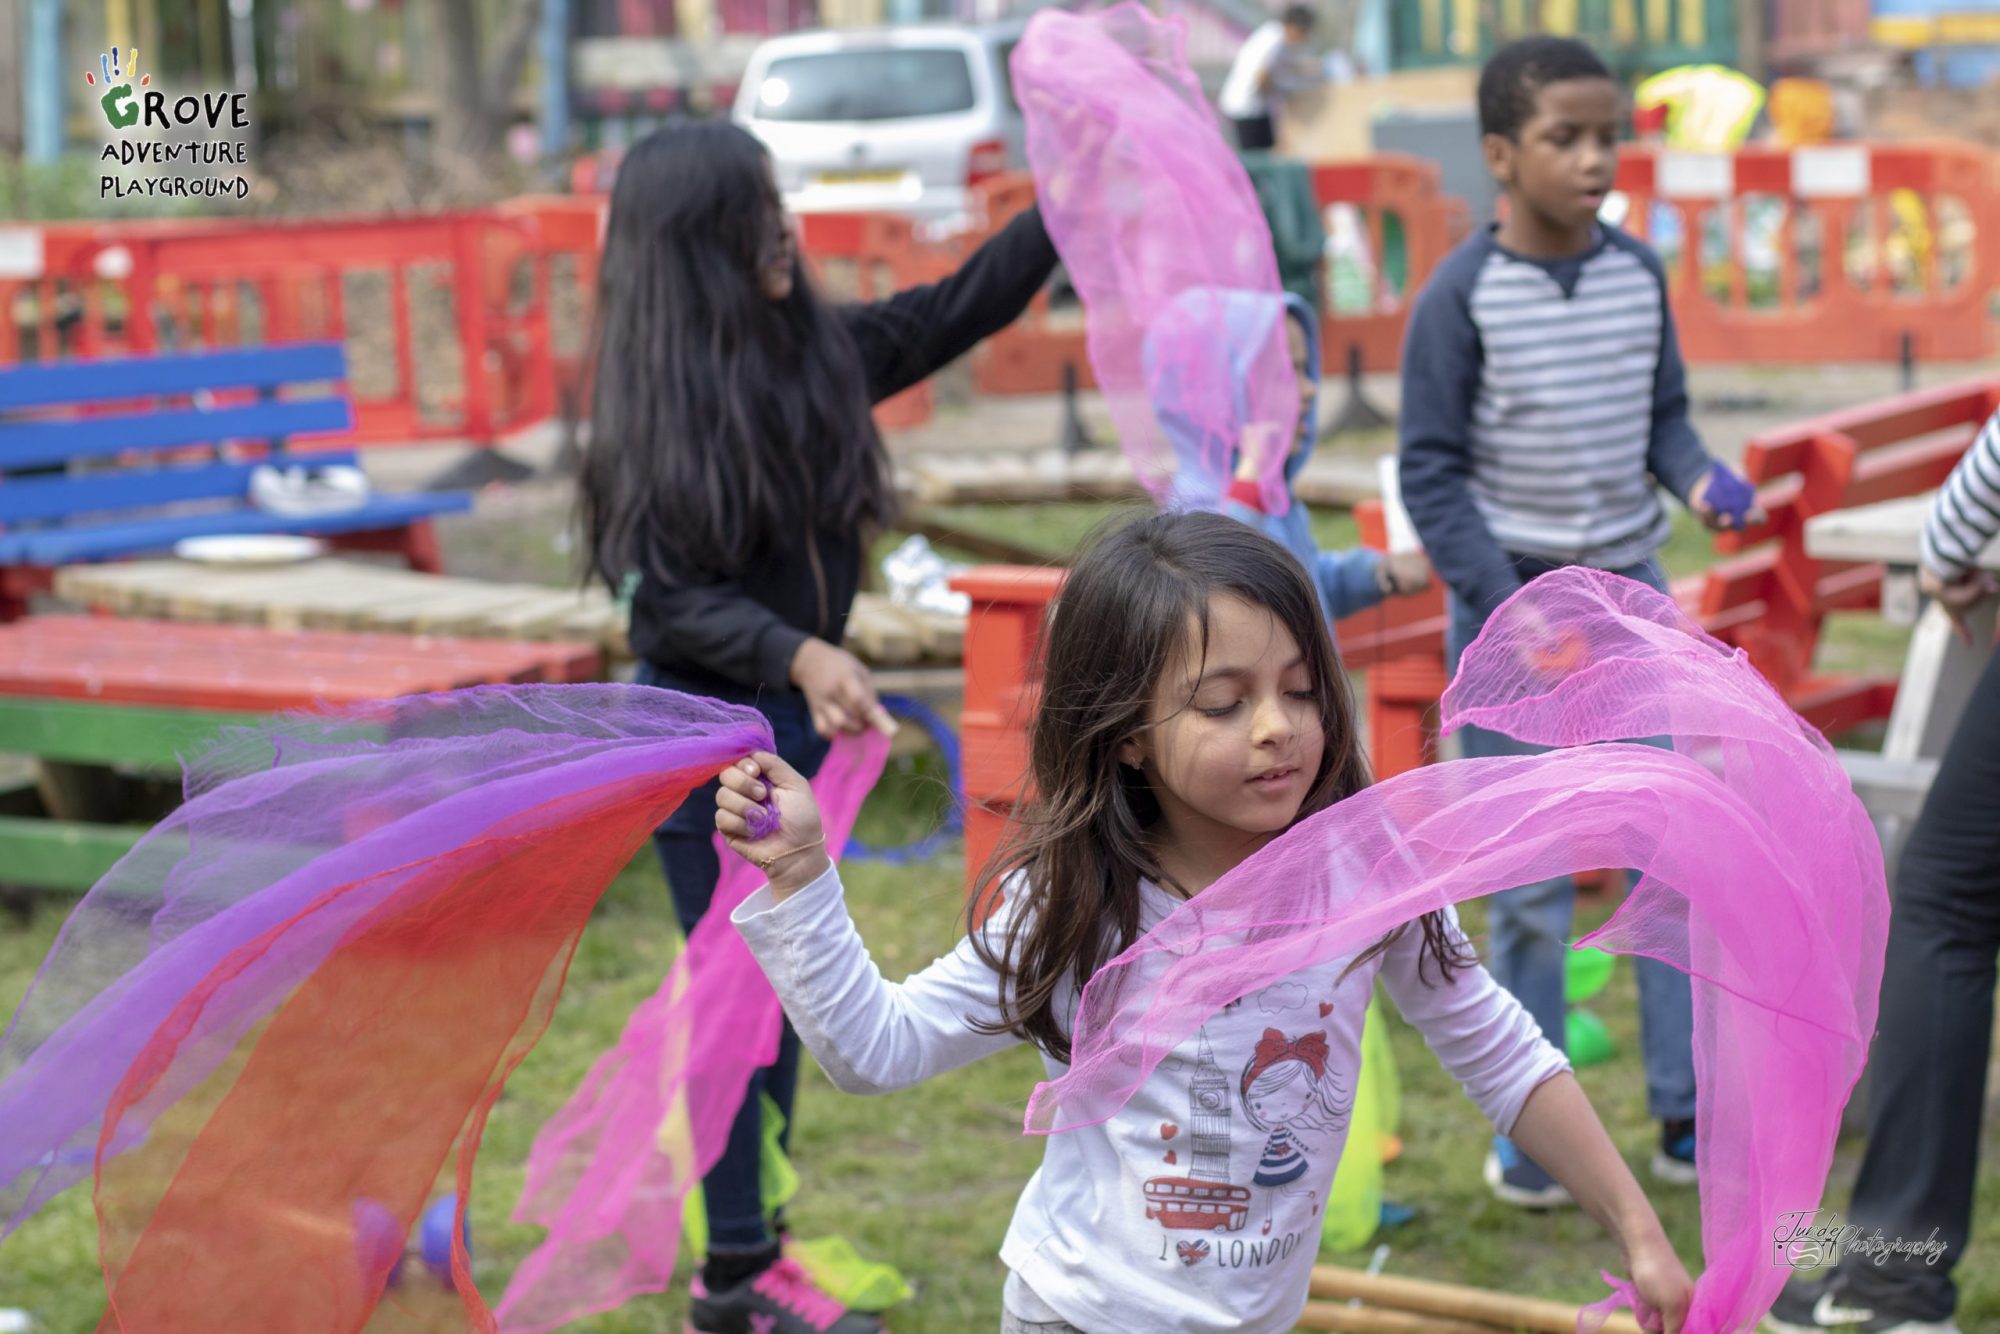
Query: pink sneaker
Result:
<box><xmin>686</xmin><ymin>1256</ymin><xmax>882</xmax><ymax>1334</ymax></box>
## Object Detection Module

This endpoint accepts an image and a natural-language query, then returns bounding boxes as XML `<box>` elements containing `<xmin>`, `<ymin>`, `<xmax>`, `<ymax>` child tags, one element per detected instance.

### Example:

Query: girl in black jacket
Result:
<box><xmin>579</xmin><ymin>119</ymin><xmax>1057</xmax><ymax>1334</ymax></box>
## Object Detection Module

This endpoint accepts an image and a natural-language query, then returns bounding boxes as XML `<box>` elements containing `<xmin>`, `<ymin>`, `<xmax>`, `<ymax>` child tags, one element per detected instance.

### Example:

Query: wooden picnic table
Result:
<box><xmin>0</xmin><ymin>616</ymin><xmax>601</xmax><ymax>892</ymax></box>
<box><xmin>54</xmin><ymin>558</ymin><xmax>969</xmax><ymax>670</ymax></box>
<box><xmin>1804</xmin><ymin>493</ymin><xmax>1997</xmax><ymax>866</ymax></box>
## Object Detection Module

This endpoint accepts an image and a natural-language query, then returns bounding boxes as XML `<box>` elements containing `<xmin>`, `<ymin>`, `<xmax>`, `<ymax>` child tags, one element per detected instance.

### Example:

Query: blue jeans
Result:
<box><xmin>635</xmin><ymin>660</ymin><xmax>832</xmax><ymax>1254</ymax></box>
<box><xmin>1444</xmin><ymin>556</ymin><xmax>1697</xmax><ymax>1126</ymax></box>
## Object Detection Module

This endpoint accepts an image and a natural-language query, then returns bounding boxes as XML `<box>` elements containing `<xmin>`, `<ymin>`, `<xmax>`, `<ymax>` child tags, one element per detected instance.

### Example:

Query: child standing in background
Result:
<box><xmin>578</xmin><ymin>119</ymin><xmax>1058</xmax><ymax>1334</ymax></box>
<box><xmin>1148</xmin><ymin>288</ymin><xmax>1431</xmax><ymax>630</ymax></box>
<box><xmin>1397</xmin><ymin>36</ymin><xmax>1760</xmax><ymax>1210</ymax></box>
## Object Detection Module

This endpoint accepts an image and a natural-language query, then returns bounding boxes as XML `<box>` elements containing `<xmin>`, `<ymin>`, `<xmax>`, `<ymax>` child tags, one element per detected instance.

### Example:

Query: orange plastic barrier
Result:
<box><xmin>951</xmin><ymin>563</ymin><xmax>1063</xmax><ymax>917</ymax></box>
<box><xmin>1700</xmin><ymin>376</ymin><xmax>1996</xmax><ymax>730</ymax></box>
<box><xmin>1615</xmin><ymin>141</ymin><xmax>2000</xmax><ymax>364</ymax></box>
<box><xmin>31</xmin><ymin>212</ymin><xmax>557</xmax><ymax>448</ymax></box>
<box><xmin>1310</xmin><ymin>154</ymin><xmax>1461</xmax><ymax>376</ymax></box>
<box><xmin>494</xmin><ymin>194</ymin><xmax>606</xmax><ymax>428</ymax></box>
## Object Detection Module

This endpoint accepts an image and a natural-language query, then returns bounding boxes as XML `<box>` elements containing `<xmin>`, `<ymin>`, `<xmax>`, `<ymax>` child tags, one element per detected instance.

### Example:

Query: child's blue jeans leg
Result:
<box><xmin>637</xmin><ymin>662</ymin><xmax>831</xmax><ymax>1252</ymax></box>
<box><xmin>1445</xmin><ymin>559</ymin><xmax>1695</xmax><ymax>1123</ymax></box>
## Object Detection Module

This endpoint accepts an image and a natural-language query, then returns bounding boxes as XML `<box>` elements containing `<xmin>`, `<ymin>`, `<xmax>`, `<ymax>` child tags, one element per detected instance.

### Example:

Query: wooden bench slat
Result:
<box><xmin>0</xmin><ymin>397</ymin><xmax>353</xmax><ymax>470</ymax></box>
<box><xmin>0</xmin><ymin>343</ymin><xmax>348</xmax><ymax>411</ymax></box>
<box><xmin>0</xmin><ymin>491</ymin><xmax>470</xmax><ymax>565</ymax></box>
<box><xmin>0</xmin><ymin>452</ymin><xmax>361</xmax><ymax>524</ymax></box>
<box><xmin>0</xmin><ymin>616</ymin><xmax>598</xmax><ymax>707</ymax></box>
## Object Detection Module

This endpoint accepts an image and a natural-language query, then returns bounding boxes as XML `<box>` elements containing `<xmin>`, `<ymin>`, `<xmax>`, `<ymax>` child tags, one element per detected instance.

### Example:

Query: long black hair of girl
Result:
<box><xmin>579</xmin><ymin>119</ymin><xmax>895</xmax><ymax>589</ymax></box>
<box><xmin>971</xmin><ymin>511</ymin><xmax>1472</xmax><ymax>1063</ymax></box>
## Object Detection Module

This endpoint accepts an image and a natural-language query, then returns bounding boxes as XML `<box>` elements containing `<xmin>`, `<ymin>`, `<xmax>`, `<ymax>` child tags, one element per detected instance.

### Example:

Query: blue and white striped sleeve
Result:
<box><xmin>1920</xmin><ymin>408</ymin><xmax>2000</xmax><ymax>582</ymax></box>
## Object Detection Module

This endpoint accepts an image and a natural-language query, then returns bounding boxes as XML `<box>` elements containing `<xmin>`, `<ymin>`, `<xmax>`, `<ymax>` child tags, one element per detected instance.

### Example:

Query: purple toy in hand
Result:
<box><xmin>1703</xmin><ymin>461</ymin><xmax>1756</xmax><ymax>526</ymax></box>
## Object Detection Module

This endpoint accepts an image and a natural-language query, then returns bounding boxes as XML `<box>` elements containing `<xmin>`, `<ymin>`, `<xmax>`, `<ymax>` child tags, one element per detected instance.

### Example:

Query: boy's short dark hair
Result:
<box><xmin>1478</xmin><ymin>36</ymin><xmax>1614</xmax><ymax>140</ymax></box>
<box><xmin>1280</xmin><ymin>4</ymin><xmax>1316</xmax><ymax>32</ymax></box>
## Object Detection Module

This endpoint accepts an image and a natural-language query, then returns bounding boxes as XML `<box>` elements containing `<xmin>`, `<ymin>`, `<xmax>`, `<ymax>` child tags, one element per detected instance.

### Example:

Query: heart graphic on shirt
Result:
<box><xmin>1318</xmin><ymin>1002</ymin><xmax>1333</xmax><ymax>1017</ymax></box>
<box><xmin>1176</xmin><ymin>1239</ymin><xmax>1209</xmax><ymax>1267</ymax></box>
<box><xmin>1160</xmin><ymin>1122</ymin><xmax>1179</xmax><ymax>1141</ymax></box>
<box><xmin>1163</xmin><ymin>1149</ymin><xmax>1179</xmax><ymax>1166</ymax></box>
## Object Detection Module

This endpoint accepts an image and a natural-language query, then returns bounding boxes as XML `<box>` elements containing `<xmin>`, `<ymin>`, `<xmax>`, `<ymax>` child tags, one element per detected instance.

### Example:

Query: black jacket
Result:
<box><xmin>628</xmin><ymin>206</ymin><xmax>1059</xmax><ymax>695</ymax></box>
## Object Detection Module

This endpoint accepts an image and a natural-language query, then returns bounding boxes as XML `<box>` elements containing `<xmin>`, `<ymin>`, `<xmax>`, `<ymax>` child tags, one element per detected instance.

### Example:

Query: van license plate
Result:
<box><xmin>815</xmin><ymin>169</ymin><xmax>906</xmax><ymax>186</ymax></box>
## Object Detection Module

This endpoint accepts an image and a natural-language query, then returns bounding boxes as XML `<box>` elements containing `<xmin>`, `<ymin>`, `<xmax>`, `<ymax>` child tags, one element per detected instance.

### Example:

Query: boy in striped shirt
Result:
<box><xmin>1397</xmin><ymin>35</ymin><xmax>1758</xmax><ymax>1210</ymax></box>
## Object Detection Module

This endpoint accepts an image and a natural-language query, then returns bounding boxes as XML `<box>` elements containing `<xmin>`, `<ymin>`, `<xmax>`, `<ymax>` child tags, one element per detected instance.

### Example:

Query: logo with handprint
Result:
<box><xmin>84</xmin><ymin>47</ymin><xmax>148</xmax><ymax>130</ymax></box>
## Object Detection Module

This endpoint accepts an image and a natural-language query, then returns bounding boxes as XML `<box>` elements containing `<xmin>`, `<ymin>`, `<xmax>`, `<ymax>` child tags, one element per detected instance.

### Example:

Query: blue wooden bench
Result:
<box><xmin>0</xmin><ymin>342</ymin><xmax>472</xmax><ymax>617</ymax></box>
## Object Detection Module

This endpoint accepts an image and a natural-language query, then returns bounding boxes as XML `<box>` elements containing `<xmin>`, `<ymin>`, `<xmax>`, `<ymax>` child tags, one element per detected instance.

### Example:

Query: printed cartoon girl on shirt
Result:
<box><xmin>1239</xmin><ymin>1028</ymin><xmax>1348</xmax><ymax>1232</ymax></box>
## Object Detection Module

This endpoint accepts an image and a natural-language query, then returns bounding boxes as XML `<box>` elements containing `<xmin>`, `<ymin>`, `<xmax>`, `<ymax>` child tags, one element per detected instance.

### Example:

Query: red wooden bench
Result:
<box><xmin>0</xmin><ymin>615</ymin><xmax>600</xmax><ymax>893</ymax></box>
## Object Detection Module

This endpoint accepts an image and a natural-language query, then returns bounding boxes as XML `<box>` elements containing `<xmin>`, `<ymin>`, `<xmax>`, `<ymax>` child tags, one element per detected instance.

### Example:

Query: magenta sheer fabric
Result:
<box><xmin>1013</xmin><ymin>2</ymin><xmax>1299</xmax><ymax>513</ymax></box>
<box><xmin>498</xmin><ymin>732</ymin><xmax>888</xmax><ymax>1331</ymax></box>
<box><xmin>0</xmin><ymin>685</ymin><xmax>885</xmax><ymax>1332</ymax></box>
<box><xmin>1026</xmin><ymin>570</ymin><xmax>1887</xmax><ymax>1331</ymax></box>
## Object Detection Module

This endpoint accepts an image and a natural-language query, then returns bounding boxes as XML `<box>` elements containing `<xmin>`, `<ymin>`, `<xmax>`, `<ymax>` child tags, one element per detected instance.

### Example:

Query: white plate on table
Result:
<box><xmin>173</xmin><ymin>535</ymin><xmax>327</xmax><ymax>566</ymax></box>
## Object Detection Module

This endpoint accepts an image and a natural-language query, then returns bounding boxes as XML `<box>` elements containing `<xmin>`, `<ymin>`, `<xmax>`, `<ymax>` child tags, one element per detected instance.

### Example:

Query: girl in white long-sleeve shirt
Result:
<box><xmin>713</xmin><ymin>511</ymin><xmax>1695</xmax><ymax>1334</ymax></box>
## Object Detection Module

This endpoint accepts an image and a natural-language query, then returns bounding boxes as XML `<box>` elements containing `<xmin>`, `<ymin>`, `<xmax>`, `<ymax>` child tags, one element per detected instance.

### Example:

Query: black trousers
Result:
<box><xmin>1839</xmin><ymin>647</ymin><xmax>2000</xmax><ymax>1320</ymax></box>
<box><xmin>1232</xmin><ymin>112</ymin><xmax>1275</xmax><ymax>151</ymax></box>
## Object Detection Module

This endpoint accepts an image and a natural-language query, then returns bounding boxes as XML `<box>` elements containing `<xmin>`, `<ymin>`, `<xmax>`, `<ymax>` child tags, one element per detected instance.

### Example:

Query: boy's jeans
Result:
<box><xmin>1443</xmin><ymin>555</ymin><xmax>1697</xmax><ymax>1125</ymax></box>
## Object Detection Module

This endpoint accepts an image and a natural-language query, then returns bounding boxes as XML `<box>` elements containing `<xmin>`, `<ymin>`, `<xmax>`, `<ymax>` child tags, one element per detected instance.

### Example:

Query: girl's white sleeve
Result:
<box><xmin>731</xmin><ymin>864</ymin><xmax>1025</xmax><ymax>1095</ymax></box>
<box><xmin>1375</xmin><ymin>905</ymin><xmax>1571</xmax><ymax>1136</ymax></box>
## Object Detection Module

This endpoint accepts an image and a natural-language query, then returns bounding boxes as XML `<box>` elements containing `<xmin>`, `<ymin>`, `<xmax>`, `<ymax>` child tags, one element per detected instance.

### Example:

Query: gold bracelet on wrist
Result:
<box><xmin>756</xmin><ymin>837</ymin><xmax>827</xmax><ymax>875</ymax></box>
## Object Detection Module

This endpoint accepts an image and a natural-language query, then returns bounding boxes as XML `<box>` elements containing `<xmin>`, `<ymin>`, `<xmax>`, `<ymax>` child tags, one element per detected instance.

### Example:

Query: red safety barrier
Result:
<box><xmin>494</xmin><ymin>194</ymin><xmax>606</xmax><ymax>429</ymax></box>
<box><xmin>1310</xmin><ymin>154</ymin><xmax>1461</xmax><ymax>376</ymax></box>
<box><xmin>952</xmin><ymin>563</ymin><xmax>1064</xmax><ymax>919</ymax></box>
<box><xmin>0</xmin><ymin>219</ymin><xmax>205</xmax><ymax>364</ymax></box>
<box><xmin>1701</xmin><ymin>376</ymin><xmax>1996</xmax><ymax>729</ymax></box>
<box><xmin>20</xmin><ymin>213</ymin><xmax>556</xmax><ymax>449</ymax></box>
<box><xmin>1615</xmin><ymin>141</ymin><xmax>2000</xmax><ymax>364</ymax></box>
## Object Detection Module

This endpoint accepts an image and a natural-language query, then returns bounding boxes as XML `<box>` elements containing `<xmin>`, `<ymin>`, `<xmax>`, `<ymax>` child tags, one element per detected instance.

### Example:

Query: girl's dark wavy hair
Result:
<box><xmin>578</xmin><ymin>119</ymin><xmax>894</xmax><ymax>587</ymax></box>
<box><xmin>970</xmin><ymin>511</ymin><xmax>1472</xmax><ymax>1063</ymax></box>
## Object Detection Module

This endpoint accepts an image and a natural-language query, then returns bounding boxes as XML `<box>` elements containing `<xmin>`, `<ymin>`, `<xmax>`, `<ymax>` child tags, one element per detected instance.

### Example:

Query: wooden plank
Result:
<box><xmin>845</xmin><ymin>595</ymin><xmax>923</xmax><ymax>665</ymax></box>
<box><xmin>0</xmin><ymin>342</ymin><xmax>348</xmax><ymax>411</ymax></box>
<box><xmin>467</xmin><ymin>588</ymin><xmax>617</xmax><ymax>639</ymax></box>
<box><xmin>0</xmin><ymin>814</ymin><xmax>146</xmax><ymax>893</ymax></box>
<box><xmin>0</xmin><ymin>696</ymin><xmax>245</xmax><ymax>767</ymax></box>
<box><xmin>0</xmin><ymin>397</ymin><xmax>354</xmax><ymax>469</ymax></box>
<box><xmin>1837</xmin><ymin>749</ymin><xmax>1940</xmax><ymax>823</ymax></box>
<box><xmin>0</xmin><ymin>617</ymin><xmax>594</xmax><ymax>704</ymax></box>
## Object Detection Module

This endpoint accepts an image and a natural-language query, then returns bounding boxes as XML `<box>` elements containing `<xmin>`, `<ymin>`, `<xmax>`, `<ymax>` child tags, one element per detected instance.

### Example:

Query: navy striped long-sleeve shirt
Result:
<box><xmin>1921</xmin><ymin>407</ymin><xmax>2000</xmax><ymax>582</ymax></box>
<box><xmin>1397</xmin><ymin>225</ymin><xmax>1715</xmax><ymax>620</ymax></box>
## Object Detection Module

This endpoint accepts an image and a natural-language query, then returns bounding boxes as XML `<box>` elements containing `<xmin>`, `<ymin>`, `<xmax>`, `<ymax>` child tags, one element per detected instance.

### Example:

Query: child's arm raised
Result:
<box><xmin>716</xmin><ymin>754</ymin><xmax>1024</xmax><ymax>1095</ymax></box>
<box><xmin>845</xmin><ymin>207</ymin><xmax>1059</xmax><ymax>404</ymax></box>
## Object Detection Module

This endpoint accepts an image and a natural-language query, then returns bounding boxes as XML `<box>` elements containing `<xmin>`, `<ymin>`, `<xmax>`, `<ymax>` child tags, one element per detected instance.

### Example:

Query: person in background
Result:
<box><xmin>1763</xmin><ymin>410</ymin><xmax>2000</xmax><ymax>1334</ymax></box>
<box><xmin>579</xmin><ymin>119</ymin><xmax>1058</xmax><ymax>1334</ymax></box>
<box><xmin>1397</xmin><ymin>35</ymin><xmax>1761</xmax><ymax>1212</ymax></box>
<box><xmin>1218</xmin><ymin>4</ymin><xmax>1339</xmax><ymax>152</ymax></box>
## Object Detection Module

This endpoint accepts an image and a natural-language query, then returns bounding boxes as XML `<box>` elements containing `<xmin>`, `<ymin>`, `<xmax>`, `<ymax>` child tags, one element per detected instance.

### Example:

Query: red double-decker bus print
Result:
<box><xmin>1143</xmin><ymin>1176</ymin><xmax>1253</xmax><ymax>1232</ymax></box>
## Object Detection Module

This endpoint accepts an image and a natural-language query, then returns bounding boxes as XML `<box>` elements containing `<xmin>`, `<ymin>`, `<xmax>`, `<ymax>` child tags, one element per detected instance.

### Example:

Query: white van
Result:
<box><xmin>732</xmin><ymin>23</ymin><xmax>1026</xmax><ymax>229</ymax></box>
